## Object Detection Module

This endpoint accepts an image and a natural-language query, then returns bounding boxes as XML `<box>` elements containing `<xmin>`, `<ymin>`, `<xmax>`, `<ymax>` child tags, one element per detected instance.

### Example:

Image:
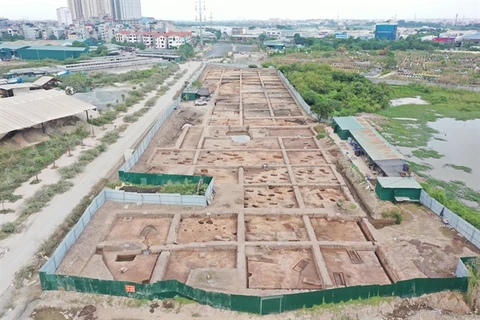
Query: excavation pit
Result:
<box><xmin>246</xmin><ymin>247</ymin><xmax>322</xmax><ymax>289</ymax></box>
<box><xmin>300</xmin><ymin>187</ymin><xmax>347</xmax><ymax>209</ymax></box>
<box><xmin>102</xmin><ymin>251</ymin><xmax>159</xmax><ymax>283</ymax></box>
<box><xmin>177</xmin><ymin>216</ymin><xmax>238</xmax><ymax>243</ymax></box>
<box><xmin>321</xmin><ymin>249</ymin><xmax>391</xmax><ymax>287</ymax></box>
<box><xmin>244</xmin><ymin>187</ymin><xmax>298</xmax><ymax>208</ymax></box>
<box><xmin>164</xmin><ymin>250</ymin><xmax>237</xmax><ymax>283</ymax></box>
<box><xmin>197</xmin><ymin>151</ymin><xmax>285</xmax><ymax>166</ymax></box>
<box><xmin>310</xmin><ymin>218</ymin><xmax>367</xmax><ymax>242</ymax></box>
<box><xmin>287</xmin><ymin>151</ymin><xmax>327</xmax><ymax>165</ymax></box>
<box><xmin>245</xmin><ymin>215</ymin><xmax>308</xmax><ymax>241</ymax></box>
<box><xmin>148</xmin><ymin>150</ymin><xmax>196</xmax><ymax>166</ymax></box>
<box><xmin>106</xmin><ymin>217</ymin><xmax>172</xmax><ymax>246</ymax></box>
<box><xmin>194</xmin><ymin>167</ymin><xmax>239</xmax><ymax>184</ymax></box>
<box><xmin>293</xmin><ymin>166</ymin><xmax>339</xmax><ymax>185</ymax></box>
<box><xmin>244</xmin><ymin>167</ymin><xmax>290</xmax><ymax>184</ymax></box>
<box><xmin>267</xmin><ymin>128</ymin><xmax>313</xmax><ymax>137</ymax></box>
<box><xmin>283</xmin><ymin>137</ymin><xmax>318</xmax><ymax>150</ymax></box>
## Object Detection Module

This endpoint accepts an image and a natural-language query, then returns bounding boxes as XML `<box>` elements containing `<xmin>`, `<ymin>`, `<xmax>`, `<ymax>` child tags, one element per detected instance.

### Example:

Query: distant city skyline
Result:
<box><xmin>2</xmin><ymin>0</ymin><xmax>480</xmax><ymax>21</ymax></box>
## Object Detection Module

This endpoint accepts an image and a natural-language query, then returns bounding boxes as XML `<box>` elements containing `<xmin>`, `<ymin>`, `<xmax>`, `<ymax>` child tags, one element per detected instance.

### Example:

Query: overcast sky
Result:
<box><xmin>3</xmin><ymin>0</ymin><xmax>480</xmax><ymax>21</ymax></box>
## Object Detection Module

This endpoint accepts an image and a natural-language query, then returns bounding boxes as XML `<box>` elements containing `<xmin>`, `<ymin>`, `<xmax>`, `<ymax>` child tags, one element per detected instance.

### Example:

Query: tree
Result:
<box><xmin>48</xmin><ymin>34</ymin><xmax>58</xmax><ymax>40</ymax></box>
<box><xmin>58</xmin><ymin>34</ymin><xmax>67</xmax><ymax>40</ymax></box>
<box><xmin>136</xmin><ymin>43</ymin><xmax>146</xmax><ymax>50</ymax></box>
<box><xmin>71</xmin><ymin>41</ymin><xmax>89</xmax><ymax>48</ymax></box>
<box><xmin>215</xmin><ymin>30</ymin><xmax>222</xmax><ymax>40</ymax></box>
<box><xmin>259</xmin><ymin>34</ymin><xmax>266</xmax><ymax>44</ymax></box>
<box><xmin>178</xmin><ymin>43</ymin><xmax>194</xmax><ymax>59</ymax></box>
<box><xmin>311</xmin><ymin>99</ymin><xmax>338</xmax><ymax>121</ymax></box>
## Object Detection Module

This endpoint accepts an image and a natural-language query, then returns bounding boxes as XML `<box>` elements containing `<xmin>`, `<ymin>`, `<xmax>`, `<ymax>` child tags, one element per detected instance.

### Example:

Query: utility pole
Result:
<box><xmin>195</xmin><ymin>0</ymin><xmax>206</xmax><ymax>46</ymax></box>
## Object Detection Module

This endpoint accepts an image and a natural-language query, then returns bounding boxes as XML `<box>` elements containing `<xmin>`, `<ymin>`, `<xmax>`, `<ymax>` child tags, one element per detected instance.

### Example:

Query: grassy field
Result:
<box><xmin>377</xmin><ymin>84</ymin><xmax>480</xmax><ymax>148</ymax></box>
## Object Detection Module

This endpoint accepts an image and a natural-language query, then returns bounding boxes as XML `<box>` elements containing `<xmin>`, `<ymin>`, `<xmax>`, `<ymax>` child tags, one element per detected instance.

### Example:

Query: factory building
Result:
<box><xmin>0</xmin><ymin>45</ymin><xmax>89</xmax><ymax>61</ymax></box>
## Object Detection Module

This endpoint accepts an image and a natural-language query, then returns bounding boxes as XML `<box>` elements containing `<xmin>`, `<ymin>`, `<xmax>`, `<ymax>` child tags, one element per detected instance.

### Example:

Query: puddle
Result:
<box><xmin>230</xmin><ymin>135</ymin><xmax>251</xmax><ymax>143</ymax></box>
<box><xmin>31</xmin><ymin>308</ymin><xmax>76</xmax><ymax>320</ymax></box>
<box><xmin>398</xmin><ymin>118</ymin><xmax>480</xmax><ymax>193</ymax></box>
<box><xmin>390</xmin><ymin>96</ymin><xmax>429</xmax><ymax>107</ymax></box>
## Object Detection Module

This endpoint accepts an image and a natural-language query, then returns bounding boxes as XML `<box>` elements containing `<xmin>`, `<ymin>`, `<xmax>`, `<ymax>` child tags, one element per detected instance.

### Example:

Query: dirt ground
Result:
<box><xmin>36</xmin><ymin>66</ymin><xmax>479</xmax><ymax>317</ymax></box>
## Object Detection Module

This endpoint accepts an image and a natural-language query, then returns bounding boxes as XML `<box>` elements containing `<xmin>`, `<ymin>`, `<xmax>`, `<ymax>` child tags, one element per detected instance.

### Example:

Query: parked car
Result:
<box><xmin>194</xmin><ymin>100</ymin><xmax>208</xmax><ymax>106</ymax></box>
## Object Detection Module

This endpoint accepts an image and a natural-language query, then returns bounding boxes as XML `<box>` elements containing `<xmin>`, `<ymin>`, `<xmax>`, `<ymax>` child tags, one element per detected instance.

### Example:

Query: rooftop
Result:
<box><xmin>0</xmin><ymin>83</ymin><xmax>37</xmax><ymax>90</ymax></box>
<box><xmin>333</xmin><ymin>116</ymin><xmax>365</xmax><ymax>131</ymax></box>
<box><xmin>0</xmin><ymin>90</ymin><xmax>94</xmax><ymax>135</ymax></box>
<box><xmin>33</xmin><ymin>76</ymin><xmax>60</xmax><ymax>87</ymax></box>
<box><xmin>377</xmin><ymin>177</ymin><xmax>422</xmax><ymax>189</ymax></box>
<box><xmin>23</xmin><ymin>46</ymin><xmax>89</xmax><ymax>52</ymax></box>
<box><xmin>0</xmin><ymin>43</ymin><xmax>30</xmax><ymax>50</ymax></box>
<box><xmin>349</xmin><ymin>127</ymin><xmax>404</xmax><ymax>161</ymax></box>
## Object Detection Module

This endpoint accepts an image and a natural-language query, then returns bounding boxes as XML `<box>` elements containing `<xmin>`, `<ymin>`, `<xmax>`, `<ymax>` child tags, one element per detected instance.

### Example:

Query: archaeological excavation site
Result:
<box><xmin>49</xmin><ymin>66</ymin><xmax>478</xmax><ymax>301</ymax></box>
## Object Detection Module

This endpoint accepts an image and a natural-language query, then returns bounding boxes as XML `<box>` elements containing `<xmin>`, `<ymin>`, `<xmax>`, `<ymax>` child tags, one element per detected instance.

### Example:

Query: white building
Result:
<box><xmin>67</xmin><ymin>0</ymin><xmax>83</xmax><ymax>22</ymax></box>
<box><xmin>116</xmin><ymin>31</ymin><xmax>192</xmax><ymax>49</ymax></box>
<box><xmin>57</xmin><ymin>7</ymin><xmax>73</xmax><ymax>26</ymax></box>
<box><xmin>111</xmin><ymin>0</ymin><xmax>142</xmax><ymax>23</ymax></box>
<box><xmin>22</xmin><ymin>25</ymin><xmax>37</xmax><ymax>40</ymax></box>
<box><xmin>82</xmin><ymin>0</ymin><xmax>112</xmax><ymax>19</ymax></box>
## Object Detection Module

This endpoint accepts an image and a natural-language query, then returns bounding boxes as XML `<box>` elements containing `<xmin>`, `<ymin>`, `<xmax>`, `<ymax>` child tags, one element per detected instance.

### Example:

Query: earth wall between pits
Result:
<box><xmin>39</xmin><ymin>64</ymin><xmax>475</xmax><ymax>315</ymax></box>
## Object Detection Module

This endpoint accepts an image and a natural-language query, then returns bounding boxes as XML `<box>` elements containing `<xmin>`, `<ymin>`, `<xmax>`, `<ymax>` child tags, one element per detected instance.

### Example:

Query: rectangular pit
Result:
<box><xmin>197</xmin><ymin>151</ymin><xmax>285</xmax><ymax>166</ymax></box>
<box><xmin>283</xmin><ymin>137</ymin><xmax>318</xmax><ymax>150</ymax></box>
<box><xmin>106</xmin><ymin>217</ymin><xmax>172</xmax><ymax>246</ymax></box>
<box><xmin>293</xmin><ymin>166</ymin><xmax>339</xmax><ymax>185</ymax></box>
<box><xmin>164</xmin><ymin>249</ymin><xmax>237</xmax><ymax>283</ymax></box>
<box><xmin>177</xmin><ymin>216</ymin><xmax>238</xmax><ymax>243</ymax></box>
<box><xmin>268</xmin><ymin>128</ymin><xmax>313</xmax><ymax>137</ymax></box>
<box><xmin>194</xmin><ymin>167</ymin><xmax>239</xmax><ymax>184</ymax></box>
<box><xmin>245</xmin><ymin>215</ymin><xmax>308</xmax><ymax>241</ymax></box>
<box><xmin>310</xmin><ymin>218</ymin><xmax>366</xmax><ymax>242</ymax></box>
<box><xmin>102</xmin><ymin>252</ymin><xmax>159</xmax><ymax>283</ymax></box>
<box><xmin>244</xmin><ymin>186</ymin><xmax>298</xmax><ymax>209</ymax></box>
<box><xmin>300</xmin><ymin>186</ymin><xmax>347</xmax><ymax>208</ymax></box>
<box><xmin>287</xmin><ymin>151</ymin><xmax>327</xmax><ymax>165</ymax></box>
<box><xmin>244</xmin><ymin>167</ymin><xmax>290</xmax><ymax>184</ymax></box>
<box><xmin>321</xmin><ymin>249</ymin><xmax>391</xmax><ymax>287</ymax></box>
<box><xmin>202</xmin><ymin>137</ymin><xmax>280</xmax><ymax>150</ymax></box>
<box><xmin>246</xmin><ymin>247</ymin><xmax>322</xmax><ymax>289</ymax></box>
<box><xmin>148</xmin><ymin>150</ymin><xmax>196</xmax><ymax>165</ymax></box>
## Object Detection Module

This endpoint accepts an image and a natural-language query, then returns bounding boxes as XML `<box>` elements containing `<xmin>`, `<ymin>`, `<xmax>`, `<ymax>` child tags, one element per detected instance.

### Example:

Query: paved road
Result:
<box><xmin>0</xmin><ymin>61</ymin><xmax>203</xmax><ymax>301</ymax></box>
<box><xmin>204</xmin><ymin>43</ymin><xmax>254</xmax><ymax>58</ymax></box>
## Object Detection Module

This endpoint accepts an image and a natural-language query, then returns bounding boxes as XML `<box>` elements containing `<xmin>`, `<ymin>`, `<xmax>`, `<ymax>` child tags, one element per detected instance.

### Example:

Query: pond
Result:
<box><xmin>397</xmin><ymin>118</ymin><xmax>480</xmax><ymax>192</ymax></box>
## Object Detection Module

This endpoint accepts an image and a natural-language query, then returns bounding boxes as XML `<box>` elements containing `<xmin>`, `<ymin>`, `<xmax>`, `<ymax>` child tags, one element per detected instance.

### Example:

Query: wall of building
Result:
<box><xmin>17</xmin><ymin>48</ymin><xmax>88</xmax><ymax>61</ymax></box>
<box><xmin>375</xmin><ymin>24</ymin><xmax>398</xmax><ymax>40</ymax></box>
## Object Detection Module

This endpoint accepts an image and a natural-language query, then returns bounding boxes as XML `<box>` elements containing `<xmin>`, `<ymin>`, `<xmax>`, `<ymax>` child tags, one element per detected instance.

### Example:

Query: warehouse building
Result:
<box><xmin>0</xmin><ymin>44</ymin><xmax>30</xmax><ymax>60</ymax></box>
<box><xmin>332</xmin><ymin>116</ymin><xmax>405</xmax><ymax>177</ymax></box>
<box><xmin>332</xmin><ymin>116</ymin><xmax>364</xmax><ymax>140</ymax></box>
<box><xmin>16</xmin><ymin>46</ymin><xmax>89</xmax><ymax>61</ymax></box>
<box><xmin>375</xmin><ymin>177</ymin><xmax>422</xmax><ymax>203</ymax></box>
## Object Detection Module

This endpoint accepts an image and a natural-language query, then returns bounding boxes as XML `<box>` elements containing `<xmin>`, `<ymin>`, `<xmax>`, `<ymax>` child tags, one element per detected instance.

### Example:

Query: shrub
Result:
<box><xmin>58</xmin><ymin>163</ymin><xmax>85</xmax><ymax>180</ymax></box>
<box><xmin>1</xmin><ymin>222</ymin><xmax>16</xmax><ymax>234</ymax></box>
<box><xmin>382</xmin><ymin>210</ymin><xmax>403</xmax><ymax>224</ymax></box>
<box><xmin>100</xmin><ymin>131</ymin><xmax>120</xmax><ymax>145</ymax></box>
<box><xmin>248</xmin><ymin>64</ymin><xmax>258</xmax><ymax>68</ymax></box>
<box><xmin>123</xmin><ymin>114</ymin><xmax>139</xmax><ymax>123</ymax></box>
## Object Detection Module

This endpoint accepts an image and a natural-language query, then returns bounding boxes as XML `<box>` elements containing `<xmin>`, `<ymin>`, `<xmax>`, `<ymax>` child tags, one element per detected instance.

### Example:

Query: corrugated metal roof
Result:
<box><xmin>0</xmin><ymin>83</ymin><xmax>37</xmax><ymax>90</ymax></box>
<box><xmin>23</xmin><ymin>46</ymin><xmax>88</xmax><ymax>52</ymax></box>
<box><xmin>0</xmin><ymin>90</ymin><xmax>94</xmax><ymax>135</ymax></box>
<box><xmin>0</xmin><ymin>43</ymin><xmax>30</xmax><ymax>50</ymax></box>
<box><xmin>350</xmin><ymin>127</ymin><xmax>404</xmax><ymax>161</ymax></box>
<box><xmin>333</xmin><ymin>116</ymin><xmax>365</xmax><ymax>131</ymax></box>
<box><xmin>33</xmin><ymin>76</ymin><xmax>58</xmax><ymax>86</ymax></box>
<box><xmin>377</xmin><ymin>177</ymin><xmax>422</xmax><ymax>189</ymax></box>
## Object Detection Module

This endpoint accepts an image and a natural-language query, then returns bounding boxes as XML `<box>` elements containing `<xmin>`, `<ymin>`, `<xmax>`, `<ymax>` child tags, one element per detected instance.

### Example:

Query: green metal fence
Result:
<box><xmin>39</xmin><ymin>272</ymin><xmax>468</xmax><ymax>315</ymax></box>
<box><xmin>119</xmin><ymin>171</ymin><xmax>213</xmax><ymax>186</ymax></box>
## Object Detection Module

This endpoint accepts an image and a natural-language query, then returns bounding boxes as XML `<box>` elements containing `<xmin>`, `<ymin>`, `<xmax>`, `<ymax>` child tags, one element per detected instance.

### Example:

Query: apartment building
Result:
<box><xmin>56</xmin><ymin>7</ymin><xmax>73</xmax><ymax>26</ymax></box>
<box><xmin>115</xmin><ymin>31</ymin><xmax>192</xmax><ymax>49</ymax></box>
<box><xmin>111</xmin><ymin>0</ymin><xmax>142</xmax><ymax>23</ymax></box>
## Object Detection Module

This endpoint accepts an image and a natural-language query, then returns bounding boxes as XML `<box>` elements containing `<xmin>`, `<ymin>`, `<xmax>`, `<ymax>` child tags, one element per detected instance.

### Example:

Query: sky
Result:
<box><xmin>2</xmin><ymin>0</ymin><xmax>480</xmax><ymax>21</ymax></box>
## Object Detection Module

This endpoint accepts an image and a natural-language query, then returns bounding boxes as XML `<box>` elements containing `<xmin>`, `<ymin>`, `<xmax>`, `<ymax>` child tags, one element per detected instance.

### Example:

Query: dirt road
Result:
<box><xmin>0</xmin><ymin>61</ymin><xmax>202</xmax><ymax>300</ymax></box>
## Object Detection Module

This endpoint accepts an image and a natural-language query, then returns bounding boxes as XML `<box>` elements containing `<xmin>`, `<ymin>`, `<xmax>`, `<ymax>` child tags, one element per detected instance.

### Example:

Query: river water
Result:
<box><xmin>397</xmin><ymin>118</ymin><xmax>480</xmax><ymax>191</ymax></box>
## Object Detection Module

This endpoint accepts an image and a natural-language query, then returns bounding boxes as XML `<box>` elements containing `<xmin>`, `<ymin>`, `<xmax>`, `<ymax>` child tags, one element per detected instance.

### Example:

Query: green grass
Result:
<box><xmin>412</xmin><ymin>148</ymin><xmax>443</xmax><ymax>159</ymax></box>
<box><xmin>0</xmin><ymin>127</ymin><xmax>88</xmax><ymax>202</ymax></box>
<box><xmin>378</xmin><ymin>84</ymin><xmax>480</xmax><ymax>148</ymax></box>
<box><xmin>298</xmin><ymin>296</ymin><xmax>394</xmax><ymax>315</ymax></box>
<box><xmin>382</xmin><ymin>210</ymin><xmax>404</xmax><ymax>224</ymax></box>
<box><xmin>445</xmin><ymin>164</ymin><xmax>473</xmax><ymax>173</ymax></box>
<box><xmin>174</xmin><ymin>297</ymin><xmax>196</xmax><ymax>305</ymax></box>
<box><xmin>58</xmin><ymin>163</ymin><xmax>85</xmax><ymax>180</ymax></box>
<box><xmin>422</xmin><ymin>180</ymin><xmax>480</xmax><ymax>229</ymax></box>
<box><xmin>115</xmin><ymin>179</ymin><xmax>209</xmax><ymax>196</ymax></box>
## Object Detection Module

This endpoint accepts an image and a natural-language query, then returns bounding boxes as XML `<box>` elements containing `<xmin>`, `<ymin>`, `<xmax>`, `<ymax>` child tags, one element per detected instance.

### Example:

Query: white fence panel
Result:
<box><xmin>456</xmin><ymin>259</ymin><xmax>470</xmax><ymax>277</ymax></box>
<box><xmin>420</xmin><ymin>190</ymin><xmax>480</xmax><ymax>249</ymax></box>
<box><xmin>181</xmin><ymin>195</ymin><xmax>207</xmax><ymax>206</ymax></box>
